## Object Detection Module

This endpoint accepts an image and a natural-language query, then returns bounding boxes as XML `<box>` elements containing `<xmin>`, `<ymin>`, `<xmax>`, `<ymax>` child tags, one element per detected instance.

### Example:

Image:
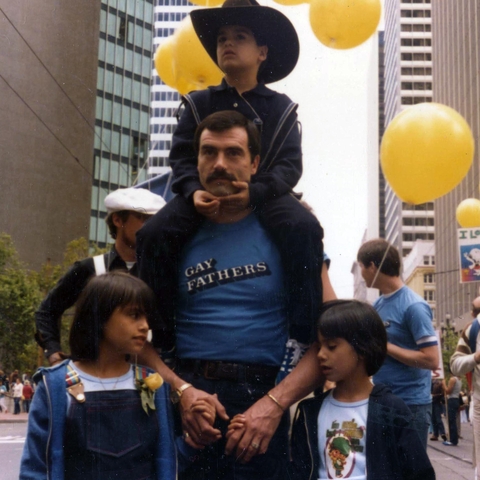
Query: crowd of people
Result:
<box><xmin>0</xmin><ymin>369</ymin><xmax>34</xmax><ymax>414</ymax></box>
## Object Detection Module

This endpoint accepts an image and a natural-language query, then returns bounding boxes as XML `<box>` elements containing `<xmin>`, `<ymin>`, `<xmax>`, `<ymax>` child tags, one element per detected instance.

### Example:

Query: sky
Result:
<box><xmin>265</xmin><ymin>1</ymin><xmax>384</xmax><ymax>298</ymax></box>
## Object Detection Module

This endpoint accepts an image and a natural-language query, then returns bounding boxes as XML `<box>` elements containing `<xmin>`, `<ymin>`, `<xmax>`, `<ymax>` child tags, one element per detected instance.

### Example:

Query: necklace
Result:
<box><xmin>95</xmin><ymin>368</ymin><xmax>125</xmax><ymax>391</ymax></box>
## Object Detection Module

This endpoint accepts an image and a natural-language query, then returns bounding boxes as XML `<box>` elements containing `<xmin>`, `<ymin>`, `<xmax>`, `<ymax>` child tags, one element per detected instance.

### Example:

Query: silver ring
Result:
<box><xmin>184</xmin><ymin>432</ymin><xmax>190</xmax><ymax>439</ymax></box>
<box><xmin>251</xmin><ymin>442</ymin><xmax>260</xmax><ymax>449</ymax></box>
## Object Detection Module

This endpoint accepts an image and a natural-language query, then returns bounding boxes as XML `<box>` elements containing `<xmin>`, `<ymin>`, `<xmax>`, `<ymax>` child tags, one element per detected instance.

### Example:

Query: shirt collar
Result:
<box><xmin>211</xmin><ymin>78</ymin><xmax>276</xmax><ymax>97</ymax></box>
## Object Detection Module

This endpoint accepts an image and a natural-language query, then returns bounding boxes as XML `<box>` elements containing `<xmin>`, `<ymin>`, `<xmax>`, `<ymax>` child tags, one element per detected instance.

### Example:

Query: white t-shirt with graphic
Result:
<box><xmin>317</xmin><ymin>391</ymin><xmax>368</xmax><ymax>480</ymax></box>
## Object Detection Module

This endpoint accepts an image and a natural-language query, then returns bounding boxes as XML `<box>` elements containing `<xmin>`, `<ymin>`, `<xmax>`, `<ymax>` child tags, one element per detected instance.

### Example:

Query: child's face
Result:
<box><xmin>102</xmin><ymin>304</ymin><xmax>149</xmax><ymax>357</ymax></box>
<box><xmin>216</xmin><ymin>25</ymin><xmax>267</xmax><ymax>77</ymax></box>
<box><xmin>317</xmin><ymin>334</ymin><xmax>365</xmax><ymax>384</ymax></box>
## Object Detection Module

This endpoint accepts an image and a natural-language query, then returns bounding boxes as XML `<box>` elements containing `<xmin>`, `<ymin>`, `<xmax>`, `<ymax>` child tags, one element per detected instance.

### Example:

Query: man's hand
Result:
<box><xmin>180</xmin><ymin>387</ymin><xmax>229</xmax><ymax>449</ymax></box>
<box><xmin>219</xmin><ymin>182</ymin><xmax>250</xmax><ymax>213</ymax></box>
<box><xmin>193</xmin><ymin>190</ymin><xmax>220</xmax><ymax>218</ymax></box>
<box><xmin>47</xmin><ymin>351</ymin><xmax>67</xmax><ymax>366</ymax></box>
<box><xmin>224</xmin><ymin>395</ymin><xmax>283</xmax><ymax>463</ymax></box>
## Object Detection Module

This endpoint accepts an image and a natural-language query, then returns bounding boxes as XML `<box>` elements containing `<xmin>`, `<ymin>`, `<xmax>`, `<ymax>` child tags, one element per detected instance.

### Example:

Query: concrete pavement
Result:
<box><xmin>428</xmin><ymin>421</ymin><xmax>474</xmax><ymax>465</ymax></box>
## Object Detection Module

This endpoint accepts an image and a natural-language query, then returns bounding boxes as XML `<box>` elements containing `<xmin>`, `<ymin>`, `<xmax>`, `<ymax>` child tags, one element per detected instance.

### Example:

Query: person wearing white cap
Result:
<box><xmin>35</xmin><ymin>187</ymin><xmax>165</xmax><ymax>366</ymax></box>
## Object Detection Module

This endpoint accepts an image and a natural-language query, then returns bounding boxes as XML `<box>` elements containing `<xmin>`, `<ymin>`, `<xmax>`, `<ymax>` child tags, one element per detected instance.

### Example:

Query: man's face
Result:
<box><xmin>197</xmin><ymin>126</ymin><xmax>259</xmax><ymax>197</ymax></box>
<box><xmin>114</xmin><ymin>211</ymin><xmax>151</xmax><ymax>249</ymax></box>
<box><xmin>216</xmin><ymin>25</ymin><xmax>267</xmax><ymax>75</ymax></box>
<box><xmin>359</xmin><ymin>261</ymin><xmax>377</xmax><ymax>288</ymax></box>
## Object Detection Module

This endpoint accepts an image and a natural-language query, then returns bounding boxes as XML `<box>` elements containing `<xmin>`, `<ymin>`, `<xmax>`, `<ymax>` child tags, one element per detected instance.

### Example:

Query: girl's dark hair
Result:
<box><xmin>69</xmin><ymin>272</ymin><xmax>155</xmax><ymax>361</ymax></box>
<box><xmin>317</xmin><ymin>299</ymin><xmax>387</xmax><ymax>376</ymax></box>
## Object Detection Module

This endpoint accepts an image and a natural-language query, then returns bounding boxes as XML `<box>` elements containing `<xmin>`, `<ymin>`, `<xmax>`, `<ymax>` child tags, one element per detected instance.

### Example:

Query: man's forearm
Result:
<box><xmin>268</xmin><ymin>343</ymin><xmax>323</xmax><ymax>409</ymax></box>
<box><xmin>136</xmin><ymin>341</ymin><xmax>187</xmax><ymax>390</ymax></box>
<box><xmin>387</xmin><ymin>343</ymin><xmax>439</xmax><ymax>370</ymax></box>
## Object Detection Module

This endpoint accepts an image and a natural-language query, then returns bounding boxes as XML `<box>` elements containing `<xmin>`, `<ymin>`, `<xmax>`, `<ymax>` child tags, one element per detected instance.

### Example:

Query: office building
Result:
<box><xmin>403</xmin><ymin>241</ymin><xmax>436</xmax><ymax>323</ymax></box>
<box><xmin>148</xmin><ymin>0</ymin><xmax>194</xmax><ymax>177</ymax></box>
<box><xmin>432</xmin><ymin>1</ymin><xmax>480</xmax><ymax>328</ymax></box>
<box><xmin>90</xmin><ymin>0</ymin><xmax>155</xmax><ymax>247</ymax></box>
<box><xmin>383</xmin><ymin>0</ymin><xmax>434</xmax><ymax>257</ymax></box>
<box><xmin>0</xmin><ymin>2</ymin><xmax>100</xmax><ymax>269</ymax></box>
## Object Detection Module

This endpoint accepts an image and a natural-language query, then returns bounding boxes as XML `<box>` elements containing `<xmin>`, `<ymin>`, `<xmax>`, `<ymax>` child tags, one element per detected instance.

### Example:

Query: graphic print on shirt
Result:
<box><xmin>325</xmin><ymin>419</ymin><xmax>365</xmax><ymax>478</ymax></box>
<box><xmin>183</xmin><ymin>257</ymin><xmax>271</xmax><ymax>294</ymax></box>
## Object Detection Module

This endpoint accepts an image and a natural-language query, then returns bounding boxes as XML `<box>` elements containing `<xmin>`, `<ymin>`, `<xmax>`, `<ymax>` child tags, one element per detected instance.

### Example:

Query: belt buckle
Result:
<box><xmin>203</xmin><ymin>361</ymin><xmax>219</xmax><ymax>380</ymax></box>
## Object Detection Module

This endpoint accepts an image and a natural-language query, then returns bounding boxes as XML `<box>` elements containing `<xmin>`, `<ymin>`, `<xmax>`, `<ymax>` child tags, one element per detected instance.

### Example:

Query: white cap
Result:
<box><xmin>104</xmin><ymin>187</ymin><xmax>166</xmax><ymax>216</ymax></box>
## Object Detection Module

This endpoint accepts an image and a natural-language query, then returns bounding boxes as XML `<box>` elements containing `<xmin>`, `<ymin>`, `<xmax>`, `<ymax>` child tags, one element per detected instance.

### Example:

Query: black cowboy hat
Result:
<box><xmin>190</xmin><ymin>0</ymin><xmax>299</xmax><ymax>84</ymax></box>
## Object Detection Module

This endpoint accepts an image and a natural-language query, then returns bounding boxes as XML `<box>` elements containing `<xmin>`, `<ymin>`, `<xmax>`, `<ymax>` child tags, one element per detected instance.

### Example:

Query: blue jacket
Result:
<box><xmin>20</xmin><ymin>361</ymin><xmax>177</xmax><ymax>480</ymax></box>
<box><xmin>290</xmin><ymin>384</ymin><xmax>435</xmax><ymax>480</ymax></box>
<box><xmin>170</xmin><ymin>79</ymin><xmax>301</xmax><ymax>208</ymax></box>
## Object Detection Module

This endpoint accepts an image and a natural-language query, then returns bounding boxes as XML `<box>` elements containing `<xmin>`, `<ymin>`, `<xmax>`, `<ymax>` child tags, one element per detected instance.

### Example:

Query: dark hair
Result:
<box><xmin>69</xmin><ymin>272</ymin><xmax>155</xmax><ymax>361</ymax></box>
<box><xmin>357</xmin><ymin>238</ymin><xmax>401</xmax><ymax>277</ymax></box>
<box><xmin>317</xmin><ymin>300</ymin><xmax>387</xmax><ymax>376</ymax></box>
<box><xmin>106</xmin><ymin>210</ymin><xmax>131</xmax><ymax>239</ymax></box>
<box><xmin>193</xmin><ymin>111</ymin><xmax>261</xmax><ymax>162</ymax></box>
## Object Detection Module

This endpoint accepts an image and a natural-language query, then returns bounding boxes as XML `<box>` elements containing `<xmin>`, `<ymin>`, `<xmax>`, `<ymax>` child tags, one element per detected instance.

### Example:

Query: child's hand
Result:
<box><xmin>193</xmin><ymin>190</ymin><xmax>220</xmax><ymax>218</ymax></box>
<box><xmin>191</xmin><ymin>397</ymin><xmax>217</xmax><ymax>424</ymax></box>
<box><xmin>219</xmin><ymin>182</ymin><xmax>250</xmax><ymax>213</ymax></box>
<box><xmin>226</xmin><ymin>414</ymin><xmax>247</xmax><ymax>437</ymax></box>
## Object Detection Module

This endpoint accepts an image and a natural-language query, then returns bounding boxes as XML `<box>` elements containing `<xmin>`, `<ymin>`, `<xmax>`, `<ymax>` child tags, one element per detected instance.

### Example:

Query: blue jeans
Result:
<box><xmin>431</xmin><ymin>402</ymin><xmax>445</xmax><ymax>437</ymax></box>
<box><xmin>447</xmin><ymin>398</ymin><xmax>460</xmax><ymax>445</ymax></box>
<box><xmin>177</xmin><ymin>372</ymin><xmax>289</xmax><ymax>480</ymax></box>
<box><xmin>407</xmin><ymin>403</ymin><xmax>432</xmax><ymax>450</ymax></box>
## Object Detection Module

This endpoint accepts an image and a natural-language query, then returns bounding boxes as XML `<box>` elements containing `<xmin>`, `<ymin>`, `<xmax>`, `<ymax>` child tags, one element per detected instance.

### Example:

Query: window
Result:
<box><xmin>402</xmin><ymin>67</ymin><xmax>413</xmax><ymax>75</ymax></box>
<box><xmin>401</xmin><ymin>24</ymin><xmax>413</xmax><ymax>32</ymax></box>
<box><xmin>401</xmin><ymin>10</ymin><xmax>412</xmax><ymax>17</ymax></box>
<box><xmin>424</xmin><ymin>274</ymin><xmax>434</xmax><ymax>283</ymax></box>
<box><xmin>402</xmin><ymin>97</ymin><xmax>413</xmax><ymax>105</ymax></box>
<box><xmin>401</xmin><ymin>53</ymin><xmax>413</xmax><ymax>61</ymax></box>
<box><xmin>424</xmin><ymin>290</ymin><xmax>435</xmax><ymax>301</ymax></box>
<box><xmin>118</xmin><ymin>16</ymin><xmax>127</xmax><ymax>41</ymax></box>
<box><xmin>402</xmin><ymin>82</ymin><xmax>413</xmax><ymax>90</ymax></box>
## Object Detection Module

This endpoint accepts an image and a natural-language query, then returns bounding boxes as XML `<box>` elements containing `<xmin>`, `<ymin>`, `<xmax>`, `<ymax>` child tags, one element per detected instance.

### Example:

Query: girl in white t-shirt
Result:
<box><xmin>289</xmin><ymin>300</ymin><xmax>435</xmax><ymax>480</ymax></box>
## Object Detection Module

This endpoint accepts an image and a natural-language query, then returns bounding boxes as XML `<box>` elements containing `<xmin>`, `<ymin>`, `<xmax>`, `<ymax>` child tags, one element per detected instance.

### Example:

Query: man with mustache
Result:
<box><xmin>137</xmin><ymin>111</ymin><xmax>331</xmax><ymax>480</ymax></box>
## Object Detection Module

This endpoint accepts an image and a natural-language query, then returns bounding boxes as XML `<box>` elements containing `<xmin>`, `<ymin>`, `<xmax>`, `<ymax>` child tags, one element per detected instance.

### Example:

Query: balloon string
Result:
<box><xmin>370</xmin><ymin>243</ymin><xmax>391</xmax><ymax>289</ymax></box>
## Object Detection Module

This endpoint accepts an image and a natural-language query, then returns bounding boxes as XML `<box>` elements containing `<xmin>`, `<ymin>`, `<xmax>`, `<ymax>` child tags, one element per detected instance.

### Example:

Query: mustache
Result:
<box><xmin>206</xmin><ymin>171</ymin><xmax>236</xmax><ymax>183</ymax></box>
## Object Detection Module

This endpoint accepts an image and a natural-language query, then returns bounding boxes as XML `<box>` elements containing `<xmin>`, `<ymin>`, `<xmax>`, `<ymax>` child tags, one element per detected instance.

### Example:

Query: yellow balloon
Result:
<box><xmin>456</xmin><ymin>199</ymin><xmax>480</xmax><ymax>228</ymax></box>
<box><xmin>381</xmin><ymin>103</ymin><xmax>475</xmax><ymax>205</ymax></box>
<box><xmin>189</xmin><ymin>0</ymin><xmax>224</xmax><ymax>5</ymax></box>
<box><xmin>274</xmin><ymin>0</ymin><xmax>309</xmax><ymax>5</ymax></box>
<box><xmin>154</xmin><ymin>37</ymin><xmax>177</xmax><ymax>90</ymax></box>
<box><xmin>309</xmin><ymin>0</ymin><xmax>381</xmax><ymax>49</ymax></box>
<box><xmin>173</xmin><ymin>16</ymin><xmax>223</xmax><ymax>89</ymax></box>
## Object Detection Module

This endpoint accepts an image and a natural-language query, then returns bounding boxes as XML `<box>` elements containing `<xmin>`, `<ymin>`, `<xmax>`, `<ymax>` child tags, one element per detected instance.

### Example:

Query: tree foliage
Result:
<box><xmin>0</xmin><ymin>234</ymin><xmax>42</xmax><ymax>374</ymax></box>
<box><xmin>0</xmin><ymin>235</ymin><xmax>108</xmax><ymax>374</ymax></box>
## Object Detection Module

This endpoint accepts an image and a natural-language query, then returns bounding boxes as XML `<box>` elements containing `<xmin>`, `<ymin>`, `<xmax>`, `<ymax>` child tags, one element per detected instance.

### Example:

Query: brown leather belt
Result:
<box><xmin>176</xmin><ymin>359</ymin><xmax>279</xmax><ymax>385</ymax></box>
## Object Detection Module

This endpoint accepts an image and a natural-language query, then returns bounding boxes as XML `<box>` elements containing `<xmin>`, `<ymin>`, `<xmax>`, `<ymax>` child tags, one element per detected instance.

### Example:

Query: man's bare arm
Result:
<box><xmin>137</xmin><ymin>342</ymin><xmax>228</xmax><ymax>448</ymax></box>
<box><xmin>387</xmin><ymin>343</ymin><xmax>439</xmax><ymax>370</ymax></box>
<box><xmin>225</xmin><ymin>263</ymin><xmax>335</xmax><ymax>461</ymax></box>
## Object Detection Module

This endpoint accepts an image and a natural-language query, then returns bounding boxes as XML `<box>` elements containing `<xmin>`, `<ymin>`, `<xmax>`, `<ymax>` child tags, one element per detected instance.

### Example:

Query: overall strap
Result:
<box><xmin>93</xmin><ymin>254</ymin><xmax>107</xmax><ymax>276</ymax></box>
<box><xmin>66</xmin><ymin>365</ymin><xmax>85</xmax><ymax>403</ymax></box>
<box><xmin>135</xmin><ymin>365</ymin><xmax>150</xmax><ymax>382</ymax></box>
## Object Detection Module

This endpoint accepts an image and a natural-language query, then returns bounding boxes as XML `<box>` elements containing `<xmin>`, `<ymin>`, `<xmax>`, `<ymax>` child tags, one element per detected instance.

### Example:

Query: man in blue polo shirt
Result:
<box><xmin>357</xmin><ymin>239</ymin><xmax>439</xmax><ymax>449</ymax></box>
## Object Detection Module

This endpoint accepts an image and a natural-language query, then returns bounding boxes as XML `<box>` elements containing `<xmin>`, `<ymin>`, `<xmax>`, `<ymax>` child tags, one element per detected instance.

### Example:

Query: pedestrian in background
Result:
<box><xmin>430</xmin><ymin>378</ymin><xmax>447</xmax><ymax>442</ymax></box>
<box><xmin>22</xmin><ymin>380</ymin><xmax>33</xmax><ymax>413</ymax></box>
<box><xmin>12</xmin><ymin>377</ymin><xmax>23</xmax><ymax>415</ymax></box>
<box><xmin>0</xmin><ymin>379</ymin><xmax>8</xmax><ymax>413</ymax></box>
<box><xmin>443</xmin><ymin>371</ymin><xmax>462</xmax><ymax>446</ymax></box>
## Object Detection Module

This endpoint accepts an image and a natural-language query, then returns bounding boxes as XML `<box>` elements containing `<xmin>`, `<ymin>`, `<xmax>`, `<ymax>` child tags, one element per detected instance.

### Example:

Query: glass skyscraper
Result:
<box><xmin>91</xmin><ymin>0</ymin><xmax>155</xmax><ymax>247</ymax></box>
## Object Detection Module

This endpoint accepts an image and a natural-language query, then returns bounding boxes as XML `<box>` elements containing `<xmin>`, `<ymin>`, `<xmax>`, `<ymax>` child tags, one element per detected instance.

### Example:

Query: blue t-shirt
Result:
<box><xmin>176</xmin><ymin>214</ymin><xmax>288</xmax><ymax>366</ymax></box>
<box><xmin>373</xmin><ymin>286</ymin><xmax>437</xmax><ymax>405</ymax></box>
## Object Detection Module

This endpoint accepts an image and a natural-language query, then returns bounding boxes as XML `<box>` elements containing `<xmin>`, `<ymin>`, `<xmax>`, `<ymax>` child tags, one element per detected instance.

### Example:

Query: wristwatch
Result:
<box><xmin>170</xmin><ymin>383</ymin><xmax>193</xmax><ymax>404</ymax></box>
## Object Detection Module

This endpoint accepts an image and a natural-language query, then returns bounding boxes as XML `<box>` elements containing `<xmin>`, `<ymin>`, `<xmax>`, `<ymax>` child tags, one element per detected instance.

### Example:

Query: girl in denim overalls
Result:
<box><xmin>20</xmin><ymin>272</ymin><xmax>177</xmax><ymax>480</ymax></box>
